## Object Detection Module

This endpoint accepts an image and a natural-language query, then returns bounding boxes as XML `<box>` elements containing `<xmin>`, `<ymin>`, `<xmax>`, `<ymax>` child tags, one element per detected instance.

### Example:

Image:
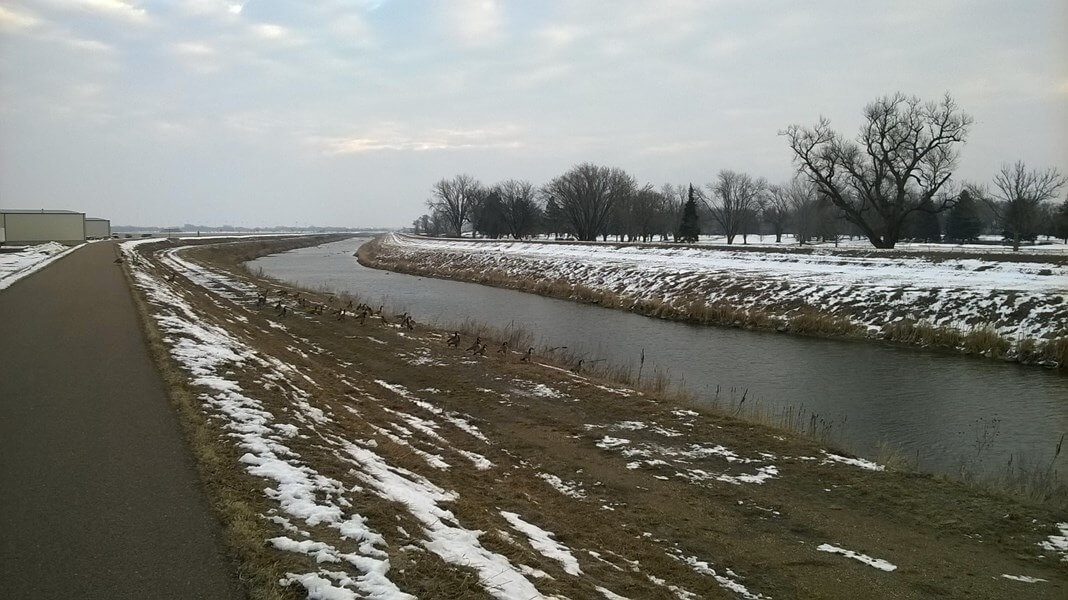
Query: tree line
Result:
<box><xmin>414</xmin><ymin>93</ymin><xmax>1068</xmax><ymax>250</ymax></box>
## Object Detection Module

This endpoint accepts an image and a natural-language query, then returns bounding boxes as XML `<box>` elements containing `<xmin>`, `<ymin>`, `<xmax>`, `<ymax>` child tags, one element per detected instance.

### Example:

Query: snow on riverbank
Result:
<box><xmin>0</xmin><ymin>242</ymin><xmax>82</xmax><ymax>290</ymax></box>
<box><xmin>120</xmin><ymin>240</ymin><xmax>578</xmax><ymax>599</ymax></box>
<box><xmin>374</xmin><ymin>234</ymin><xmax>1068</xmax><ymax>343</ymax></box>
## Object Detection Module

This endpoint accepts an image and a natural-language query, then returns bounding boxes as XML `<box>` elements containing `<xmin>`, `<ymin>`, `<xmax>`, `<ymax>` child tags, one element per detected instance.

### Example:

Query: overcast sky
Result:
<box><xmin>1</xmin><ymin>1</ymin><xmax>1065</xmax><ymax>227</ymax></box>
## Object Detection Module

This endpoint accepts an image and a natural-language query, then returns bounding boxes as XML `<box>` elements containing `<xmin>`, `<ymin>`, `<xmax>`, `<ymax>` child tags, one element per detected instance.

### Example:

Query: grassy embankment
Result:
<box><xmin>356</xmin><ymin>236</ymin><xmax>1068</xmax><ymax>369</ymax></box>
<box><xmin>121</xmin><ymin>235</ymin><xmax>1067</xmax><ymax>599</ymax></box>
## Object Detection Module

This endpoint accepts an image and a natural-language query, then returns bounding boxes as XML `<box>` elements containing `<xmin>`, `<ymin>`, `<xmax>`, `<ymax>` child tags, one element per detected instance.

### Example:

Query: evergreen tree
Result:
<box><xmin>909</xmin><ymin>198</ymin><xmax>942</xmax><ymax>242</ymax></box>
<box><xmin>1052</xmin><ymin>196</ymin><xmax>1068</xmax><ymax>244</ymax></box>
<box><xmin>944</xmin><ymin>189</ymin><xmax>984</xmax><ymax>242</ymax></box>
<box><xmin>677</xmin><ymin>184</ymin><xmax>700</xmax><ymax>243</ymax></box>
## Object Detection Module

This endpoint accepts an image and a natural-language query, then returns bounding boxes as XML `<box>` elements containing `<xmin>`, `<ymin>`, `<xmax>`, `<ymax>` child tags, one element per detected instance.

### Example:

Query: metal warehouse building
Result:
<box><xmin>84</xmin><ymin>217</ymin><xmax>111</xmax><ymax>239</ymax></box>
<box><xmin>0</xmin><ymin>210</ymin><xmax>87</xmax><ymax>244</ymax></box>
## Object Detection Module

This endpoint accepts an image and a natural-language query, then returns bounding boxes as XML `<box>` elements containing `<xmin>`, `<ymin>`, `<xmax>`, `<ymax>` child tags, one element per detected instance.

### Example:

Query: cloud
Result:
<box><xmin>51</xmin><ymin>0</ymin><xmax>148</xmax><ymax>24</ymax></box>
<box><xmin>640</xmin><ymin>140</ymin><xmax>714</xmax><ymax>155</ymax></box>
<box><xmin>310</xmin><ymin>123</ymin><xmax>523</xmax><ymax>155</ymax></box>
<box><xmin>446</xmin><ymin>0</ymin><xmax>502</xmax><ymax>46</ymax></box>
<box><xmin>177</xmin><ymin>0</ymin><xmax>245</xmax><ymax>18</ymax></box>
<box><xmin>0</xmin><ymin>5</ymin><xmax>42</xmax><ymax>30</ymax></box>
<box><xmin>250</xmin><ymin>22</ymin><xmax>292</xmax><ymax>42</ymax></box>
<box><xmin>67</xmin><ymin>38</ymin><xmax>115</xmax><ymax>53</ymax></box>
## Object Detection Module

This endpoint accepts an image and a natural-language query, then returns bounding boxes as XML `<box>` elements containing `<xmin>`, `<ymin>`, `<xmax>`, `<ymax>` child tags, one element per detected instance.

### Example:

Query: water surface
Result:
<box><xmin>251</xmin><ymin>237</ymin><xmax>1068</xmax><ymax>476</ymax></box>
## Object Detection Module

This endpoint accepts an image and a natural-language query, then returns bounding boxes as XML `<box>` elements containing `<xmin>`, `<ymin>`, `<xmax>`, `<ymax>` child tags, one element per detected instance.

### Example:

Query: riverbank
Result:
<box><xmin>122</xmin><ymin>235</ymin><xmax>1067</xmax><ymax>599</ymax></box>
<box><xmin>358</xmin><ymin>234</ymin><xmax>1068</xmax><ymax>369</ymax></box>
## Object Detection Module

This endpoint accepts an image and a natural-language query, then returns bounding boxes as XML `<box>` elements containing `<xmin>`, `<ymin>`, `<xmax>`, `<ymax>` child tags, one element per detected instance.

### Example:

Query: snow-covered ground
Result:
<box><xmin>375</xmin><ymin>234</ymin><xmax>1068</xmax><ymax>345</ymax></box>
<box><xmin>0</xmin><ymin>242</ymin><xmax>82</xmax><ymax>290</ymax></box>
<box><xmin>119</xmin><ymin>237</ymin><xmax>1068</xmax><ymax>598</ymax></box>
<box><xmin>527</xmin><ymin>234</ymin><xmax>1068</xmax><ymax>255</ymax></box>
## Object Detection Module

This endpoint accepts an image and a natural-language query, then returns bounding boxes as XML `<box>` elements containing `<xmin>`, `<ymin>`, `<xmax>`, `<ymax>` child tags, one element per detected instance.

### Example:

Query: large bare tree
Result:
<box><xmin>702</xmin><ymin>170</ymin><xmax>767</xmax><ymax>244</ymax></box>
<box><xmin>542</xmin><ymin>163</ymin><xmax>636</xmax><ymax>241</ymax></box>
<box><xmin>427</xmin><ymin>174</ymin><xmax>483</xmax><ymax>237</ymax></box>
<box><xmin>782</xmin><ymin>93</ymin><xmax>972</xmax><ymax>248</ymax></box>
<box><xmin>496</xmin><ymin>179</ymin><xmax>541</xmax><ymax>239</ymax></box>
<box><xmin>976</xmin><ymin>161</ymin><xmax>1067</xmax><ymax>251</ymax></box>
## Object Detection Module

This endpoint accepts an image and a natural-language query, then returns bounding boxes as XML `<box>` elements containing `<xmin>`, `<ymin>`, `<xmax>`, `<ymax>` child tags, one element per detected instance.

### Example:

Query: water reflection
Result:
<box><xmin>250</xmin><ymin>237</ymin><xmax>1068</xmax><ymax>476</ymax></box>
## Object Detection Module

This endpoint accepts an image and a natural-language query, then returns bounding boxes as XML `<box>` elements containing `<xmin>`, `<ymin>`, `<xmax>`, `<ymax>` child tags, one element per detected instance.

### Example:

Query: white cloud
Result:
<box><xmin>310</xmin><ymin>123</ymin><xmax>523</xmax><ymax>155</ymax></box>
<box><xmin>250</xmin><ymin>22</ymin><xmax>290</xmax><ymax>41</ymax></box>
<box><xmin>67</xmin><ymin>38</ymin><xmax>115</xmax><ymax>53</ymax></box>
<box><xmin>55</xmin><ymin>0</ymin><xmax>149</xmax><ymax>24</ymax></box>
<box><xmin>177</xmin><ymin>0</ymin><xmax>244</xmax><ymax>18</ymax></box>
<box><xmin>0</xmin><ymin>5</ymin><xmax>42</xmax><ymax>30</ymax></box>
<box><xmin>173</xmin><ymin>41</ymin><xmax>215</xmax><ymax>57</ymax></box>
<box><xmin>447</xmin><ymin>0</ymin><xmax>502</xmax><ymax>46</ymax></box>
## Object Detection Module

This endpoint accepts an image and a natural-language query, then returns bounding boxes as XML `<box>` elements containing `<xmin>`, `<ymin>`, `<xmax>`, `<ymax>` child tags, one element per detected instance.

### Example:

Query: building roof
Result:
<box><xmin>1</xmin><ymin>209</ymin><xmax>85</xmax><ymax>215</ymax></box>
<box><xmin>85</xmin><ymin>217</ymin><xmax>110</xmax><ymax>221</ymax></box>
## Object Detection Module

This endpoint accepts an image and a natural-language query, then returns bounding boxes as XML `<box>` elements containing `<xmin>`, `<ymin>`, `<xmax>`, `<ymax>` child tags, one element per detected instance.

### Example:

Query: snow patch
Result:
<box><xmin>500</xmin><ymin>511</ymin><xmax>583</xmax><ymax>576</ymax></box>
<box><xmin>817</xmin><ymin>543</ymin><xmax>897</xmax><ymax>572</ymax></box>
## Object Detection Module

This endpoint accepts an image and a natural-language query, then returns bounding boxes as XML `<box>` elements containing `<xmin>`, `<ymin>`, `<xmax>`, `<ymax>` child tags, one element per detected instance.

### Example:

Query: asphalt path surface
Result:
<box><xmin>0</xmin><ymin>241</ymin><xmax>244</xmax><ymax>599</ymax></box>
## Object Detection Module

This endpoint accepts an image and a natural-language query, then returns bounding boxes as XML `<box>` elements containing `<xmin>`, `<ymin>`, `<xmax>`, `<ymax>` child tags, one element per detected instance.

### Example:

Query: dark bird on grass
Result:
<box><xmin>472</xmin><ymin>342</ymin><xmax>487</xmax><ymax>356</ymax></box>
<box><xmin>465</xmin><ymin>336</ymin><xmax>481</xmax><ymax>352</ymax></box>
<box><xmin>357</xmin><ymin>310</ymin><xmax>369</xmax><ymax>325</ymax></box>
<box><xmin>274</xmin><ymin>300</ymin><xmax>283</xmax><ymax>310</ymax></box>
<box><xmin>277</xmin><ymin>305</ymin><xmax>288</xmax><ymax>318</ymax></box>
<box><xmin>520</xmin><ymin>347</ymin><xmax>535</xmax><ymax>362</ymax></box>
<box><xmin>346</xmin><ymin>300</ymin><xmax>354</xmax><ymax>310</ymax></box>
<box><xmin>337</xmin><ymin>309</ymin><xmax>346</xmax><ymax>321</ymax></box>
<box><xmin>571</xmin><ymin>359</ymin><xmax>583</xmax><ymax>374</ymax></box>
<box><xmin>446</xmin><ymin>332</ymin><xmax>461</xmax><ymax>347</ymax></box>
<box><xmin>403</xmin><ymin>316</ymin><xmax>414</xmax><ymax>330</ymax></box>
<box><xmin>497</xmin><ymin>341</ymin><xmax>509</xmax><ymax>354</ymax></box>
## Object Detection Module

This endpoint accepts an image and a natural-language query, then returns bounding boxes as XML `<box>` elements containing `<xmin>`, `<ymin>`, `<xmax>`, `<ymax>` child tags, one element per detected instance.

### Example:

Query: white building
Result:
<box><xmin>84</xmin><ymin>217</ymin><xmax>111</xmax><ymax>239</ymax></box>
<box><xmin>0</xmin><ymin>209</ymin><xmax>87</xmax><ymax>244</ymax></box>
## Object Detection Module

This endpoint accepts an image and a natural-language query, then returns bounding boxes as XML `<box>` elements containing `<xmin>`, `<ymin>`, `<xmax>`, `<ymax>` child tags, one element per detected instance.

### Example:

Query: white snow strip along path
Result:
<box><xmin>331</xmin><ymin>437</ymin><xmax>549</xmax><ymax>600</ymax></box>
<box><xmin>500</xmin><ymin>511</ymin><xmax>583</xmax><ymax>576</ymax></box>
<box><xmin>123</xmin><ymin>242</ymin><xmax>410</xmax><ymax>599</ymax></box>
<box><xmin>1001</xmin><ymin>574</ymin><xmax>1047</xmax><ymax>583</ymax></box>
<box><xmin>817</xmin><ymin>544</ymin><xmax>897</xmax><ymax>572</ymax></box>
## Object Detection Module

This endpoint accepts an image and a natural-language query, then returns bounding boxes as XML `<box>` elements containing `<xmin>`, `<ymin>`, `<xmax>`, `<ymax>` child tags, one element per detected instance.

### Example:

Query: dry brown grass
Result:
<box><xmin>121</xmin><ymin>246</ymin><xmax>305</xmax><ymax>600</ymax></box>
<box><xmin>121</xmin><ymin>236</ymin><xmax>1068</xmax><ymax>599</ymax></box>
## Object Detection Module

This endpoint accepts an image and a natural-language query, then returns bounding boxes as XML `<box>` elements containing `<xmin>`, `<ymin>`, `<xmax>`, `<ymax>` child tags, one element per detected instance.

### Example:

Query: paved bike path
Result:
<box><xmin>0</xmin><ymin>241</ymin><xmax>244</xmax><ymax>599</ymax></box>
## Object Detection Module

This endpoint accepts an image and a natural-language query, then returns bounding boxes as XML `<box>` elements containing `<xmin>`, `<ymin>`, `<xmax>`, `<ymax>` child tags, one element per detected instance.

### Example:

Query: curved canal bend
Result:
<box><xmin>251</xmin><ymin>237</ymin><xmax>1068</xmax><ymax>477</ymax></box>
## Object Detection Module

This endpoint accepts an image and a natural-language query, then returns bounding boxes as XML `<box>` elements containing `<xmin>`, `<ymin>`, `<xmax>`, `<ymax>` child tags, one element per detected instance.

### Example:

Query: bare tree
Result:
<box><xmin>497</xmin><ymin>179</ymin><xmax>541</xmax><ymax>239</ymax></box>
<box><xmin>782</xmin><ymin>180</ymin><xmax>829</xmax><ymax>245</ymax></box>
<box><xmin>975</xmin><ymin>161</ymin><xmax>1067</xmax><ymax>251</ymax></box>
<box><xmin>702</xmin><ymin>170</ymin><xmax>767</xmax><ymax>244</ymax></box>
<box><xmin>618</xmin><ymin>186</ymin><xmax>666</xmax><ymax>242</ymax></box>
<box><xmin>763</xmin><ymin>183</ymin><xmax>794</xmax><ymax>243</ymax></box>
<box><xmin>427</xmin><ymin>174</ymin><xmax>483</xmax><ymax>237</ymax></box>
<box><xmin>660</xmin><ymin>184</ymin><xmax>687</xmax><ymax>241</ymax></box>
<box><xmin>542</xmin><ymin>163</ymin><xmax>636</xmax><ymax>241</ymax></box>
<box><xmin>782</xmin><ymin>93</ymin><xmax>972</xmax><ymax>248</ymax></box>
